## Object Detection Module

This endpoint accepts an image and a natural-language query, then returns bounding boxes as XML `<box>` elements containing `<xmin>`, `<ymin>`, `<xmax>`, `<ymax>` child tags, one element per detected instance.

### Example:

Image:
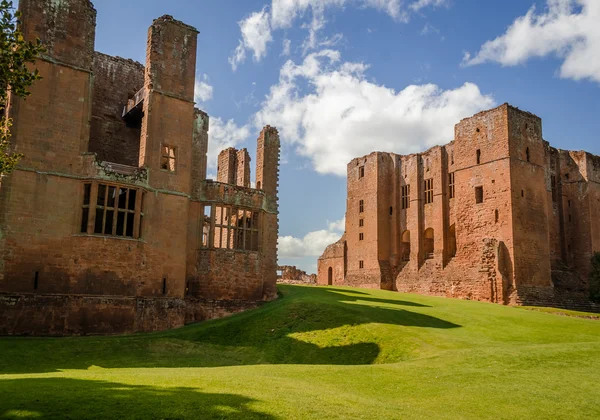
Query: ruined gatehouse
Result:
<box><xmin>0</xmin><ymin>0</ymin><xmax>280</xmax><ymax>335</ymax></box>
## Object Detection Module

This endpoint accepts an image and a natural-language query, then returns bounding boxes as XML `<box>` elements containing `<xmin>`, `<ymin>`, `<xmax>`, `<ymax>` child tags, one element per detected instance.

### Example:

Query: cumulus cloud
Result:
<box><xmin>229</xmin><ymin>7</ymin><xmax>273</xmax><ymax>71</ymax></box>
<box><xmin>463</xmin><ymin>0</ymin><xmax>600</xmax><ymax>83</ymax></box>
<box><xmin>207</xmin><ymin>118</ymin><xmax>251</xmax><ymax>169</ymax></box>
<box><xmin>281</xmin><ymin>38</ymin><xmax>292</xmax><ymax>56</ymax></box>
<box><xmin>231</xmin><ymin>0</ymin><xmax>447</xmax><ymax>69</ymax></box>
<box><xmin>194</xmin><ymin>74</ymin><xmax>213</xmax><ymax>104</ymax></box>
<box><xmin>279</xmin><ymin>217</ymin><xmax>345</xmax><ymax>258</ymax></box>
<box><xmin>254</xmin><ymin>50</ymin><xmax>495</xmax><ymax>176</ymax></box>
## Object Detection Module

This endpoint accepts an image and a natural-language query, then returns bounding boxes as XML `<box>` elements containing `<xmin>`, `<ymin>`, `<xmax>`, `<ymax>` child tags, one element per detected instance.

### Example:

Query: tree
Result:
<box><xmin>0</xmin><ymin>0</ymin><xmax>45</xmax><ymax>176</ymax></box>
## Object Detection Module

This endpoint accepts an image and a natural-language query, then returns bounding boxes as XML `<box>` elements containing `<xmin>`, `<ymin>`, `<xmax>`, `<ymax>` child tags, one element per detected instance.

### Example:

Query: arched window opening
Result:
<box><xmin>328</xmin><ymin>267</ymin><xmax>333</xmax><ymax>285</ymax></box>
<box><xmin>424</xmin><ymin>228</ymin><xmax>434</xmax><ymax>260</ymax></box>
<box><xmin>448</xmin><ymin>224</ymin><xmax>457</xmax><ymax>259</ymax></box>
<box><xmin>401</xmin><ymin>230</ymin><xmax>411</xmax><ymax>262</ymax></box>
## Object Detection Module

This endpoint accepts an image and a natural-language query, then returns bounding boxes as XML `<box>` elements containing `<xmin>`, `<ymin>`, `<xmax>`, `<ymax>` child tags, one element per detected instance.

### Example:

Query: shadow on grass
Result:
<box><xmin>0</xmin><ymin>286</ymin><xmax>460</xmax><ymax>374</ymax></box>
<box><xmin>0</xmin><ymin>377</ymin><xmax>275</xmax><ymax>420</ymax></box>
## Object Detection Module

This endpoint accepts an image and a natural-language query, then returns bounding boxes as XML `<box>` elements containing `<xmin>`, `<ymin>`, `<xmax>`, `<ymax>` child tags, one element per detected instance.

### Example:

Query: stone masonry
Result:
<box><xmin>0</xmin><ymin>0</ymin><xmax>280</xmax><ymax>335</ymax></box>
<box><xmin>318</xmin><ymin>104</ymin><xmax>600</xmax><ymax>312</ymax></box>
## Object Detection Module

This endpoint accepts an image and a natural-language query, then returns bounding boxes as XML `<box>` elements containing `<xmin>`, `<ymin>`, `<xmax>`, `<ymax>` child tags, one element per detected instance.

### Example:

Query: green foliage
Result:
<box><xmin>0</xmin><ymin>0</ymin><xmax>45</xmax><ymax>176</ymax></box>
<box><xmin>0</xmin><ymin>285</ymin><xmax>599</xmax><ymax>419</ymax></box>
<box><xmin>590</xmin><ymin>252</ymin><xmax>600</xmax><ymax>303</ymax></box>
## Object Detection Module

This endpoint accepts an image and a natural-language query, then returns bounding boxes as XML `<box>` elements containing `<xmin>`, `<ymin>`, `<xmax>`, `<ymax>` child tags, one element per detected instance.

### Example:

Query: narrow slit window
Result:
<box><xmin>475</xmin><ymin>186</ymin><xmax>484</xmax><ymax>204</ymax></box>
<box><xmin>81</xmin><ymin>183</ymin><xmax>91</xmax><ymax>233</ymax></box>
<box><xmin>424</xmin><ymin>179</ymin><xmax>433</xmax><ymax>204</ymax></box>
<box><xmin>359</xmin><ymin>166</ymin><xmax>365</xmax><ymax>179</ymax></box>
<box><xmin>401</xmin><ymin>185</ymin><xmax>410</xmax><ymax>209</ymax></box>
<box><xmin>551</xmin><ymin>175</ymin><xmax>557</xmax><ymax>202</ymax></box>
<box><xmin>162</xmin><ymin>278</ymin><xmax>167</xmax><ymax>295</ymax></box>
<box><xmin>476</xmin><ymin>149</ymin><xmax>481</xmax><ymax>165</ymax></box>
<box><xmin>448</xmin><ymin>173</ymin><xmax>455</xmax><ymax>199</ymax></box>
<box><xmin>526</xmin><ymin>147</ymin><xmax>530</xmax><ymax>162</ymax></box>
<box><xmin>161</xmin><ymin>145</ymin><xmax>177</xmax><ymax>172</ymax></box>
<box><xmin>359</xmin><ymin>219</ymin><xmax>364</xmax><ymax>227</ymax></box>
<box><xmin>495</xmin><ymin>209</ymin><xmax>499</xmax><ymax>223</ymax></box>
<box><xmin>389</xmin><ymin>206</ymin><xmax>393</xmax><ymax>216</ymax></box>
<box><xmin>359</xmin><ymin>233</ymin><xmax>364</xmax><ymax>241</ymax></box>
<box><xmin>34</xmin><ymin>272</ymin><xmax>39</xmax><ymax>290</ymax></box>
<box><xmin>359</xmin><ymin>261</ymin><xmax>364</xmax><ymax>269</ymax></box>
<box><xmin>359</xmin><ymin>200</ymin><xmax>364</xmax><ymax>213</ymax></box>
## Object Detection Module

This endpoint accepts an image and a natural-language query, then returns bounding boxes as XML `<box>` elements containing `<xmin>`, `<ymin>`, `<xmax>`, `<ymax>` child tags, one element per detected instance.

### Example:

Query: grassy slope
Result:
<box><xmin>0</xmin><ymin>285</ymin><xmax>599</xmax><ymax>419</ymax></box>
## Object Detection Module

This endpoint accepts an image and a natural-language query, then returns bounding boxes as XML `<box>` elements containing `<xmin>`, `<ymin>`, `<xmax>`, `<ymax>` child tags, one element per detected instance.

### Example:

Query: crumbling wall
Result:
<box><xmin>89</xmin><ymin>52</ymin><xmax>145</xmax><ymax>166</ymax></box>
<box><xmin>278</xmin><ymin>266</ymin><xmax>317</xmax><ymax>284</ymax></box>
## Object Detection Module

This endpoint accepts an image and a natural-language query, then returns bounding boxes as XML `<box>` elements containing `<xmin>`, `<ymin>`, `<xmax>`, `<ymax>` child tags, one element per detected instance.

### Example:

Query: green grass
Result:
<box><xmin>1</xmin><ymin>285</ymin><xmax>599</xmax><ymax>419</ymax></box>
<box><xmin>522</xmin><ymin>306</ymin><xmax>600</xmax><ymax>319</ymax></box>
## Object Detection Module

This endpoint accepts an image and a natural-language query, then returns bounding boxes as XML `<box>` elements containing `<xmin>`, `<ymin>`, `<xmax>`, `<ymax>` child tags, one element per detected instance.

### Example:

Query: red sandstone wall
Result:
<box><xmin>89</xmin><ymin>53</ymin><xmax>145</xmax><ymax>166</ymax></box>
<box><xmin>317</xmin><ymin>236</ymin><xmax>346</xmax><ymax>285</ymax></box>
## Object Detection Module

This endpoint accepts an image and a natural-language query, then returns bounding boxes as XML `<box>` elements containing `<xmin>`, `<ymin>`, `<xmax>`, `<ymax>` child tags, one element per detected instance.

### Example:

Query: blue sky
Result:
<box><xmin>50</xmin><ymin>0</ymin><xmax>600</xmax><ymax>272</ymax></box>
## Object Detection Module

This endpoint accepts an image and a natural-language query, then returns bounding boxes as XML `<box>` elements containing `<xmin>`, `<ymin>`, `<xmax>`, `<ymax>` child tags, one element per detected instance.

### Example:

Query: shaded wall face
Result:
<box><xmin>508</xmin><ymin>109</ymin><xmax>552</xmax><ymax>288</ymax></box>
<box><xmin>317</xmin><ymin>238</ymin><xmax>346</xmax><ymax>286</ymax></box>
<box><xmin>345</xmin><ymin>154</ymin><xmax>381</xmax><ymax>287</ymax></box>
<box><xmin>89</xmin><ymin>53</ymin><xmax>145</xmax><ymax>166</ymax></box>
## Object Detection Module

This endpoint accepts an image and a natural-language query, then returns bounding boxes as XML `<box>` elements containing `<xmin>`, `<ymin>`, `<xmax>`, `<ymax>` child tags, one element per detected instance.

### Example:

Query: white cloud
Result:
<box><xmin>254</xmin><ymin>50</ymin><xmax>495</xmax><ymax>176</ymax></box>
<box><xmin>229</xmin><ymin>7</ymin><xmax>273</xmax><ymax>71</ymax></box>
<box><xmin>279</xmin><ymin>217</ymin><xmax>345</xmax><ymax>258</ymax></box>
<box><xmin>282</xmin><ymin>38</ymin><xmax>292</xmax><ymax>56</ymax></box>
<box><xmin>463</xmin><ymin>0</ymin><xmax>600</xmax><ymax>83</ymax></box>
<box><xmin>207</xmin><ymin>117</ymin><xmax>251</xmax><ymax>169</ymax></box>
<box><xmin>194</xmin><ymin>74</ymin><xmax>213</xmax><ymax>104</ymax></box>
<box><xmin>233</xmin><ymin>0</ymin><xmax>447</xmax><ymax>67</ymax></box>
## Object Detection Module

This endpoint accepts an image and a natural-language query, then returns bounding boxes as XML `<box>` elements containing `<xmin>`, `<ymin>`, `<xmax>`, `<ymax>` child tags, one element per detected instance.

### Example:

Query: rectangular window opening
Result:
<box><xmin>162</xmin><ymin>278</ymin><xmax>167</xmax><ymax>295</ymax></box>
<box><xmin>449</xmin><ymin>173</ymin><xmax>455</xmax><ymax>199</ymax></box>
<box><xmin>359</xmin><ymin>166</ymin><xmax>365</xmax><ymax>179</ymax></box>
<box><xmin>359</xmin><ymin>261</ymin><xmax>364</xmax><ymax>269</ymax></box>
<box><xmin>359</xmin><ymin>219</ymin><xmax>364</xmax><ymax>227</ymax></box>
<box><xmin>401</xmin><ymin>185</ymin><xmax>410</xmax><ymax>209</ymax></box>
<box><xmin>34</xmin><ymin>271</ymin><xmax>39</xmax><ymax>290</ymax></box>
<box><xmin>359</xmin><ymin>200</ymin><xmax>364</xmax><ymax>213</ymax></box>
<box><xmin>160</xmin><ymin>145</ymin><xmax>177</xmax><ymax>172</ymax></box>
<box><xmin>359</xmin><ymin>233</ymin><xmax>364</xmax><ymax>241</ymax></box>
<box><xmin>424</xmin><ymin>179</ymin><xmax>433</xmax><ymax>204</ymax></box>
<box><xmin>475</xmin><ymin>186</ymin><xmax>484</xmax><ymax>204</ymax></box>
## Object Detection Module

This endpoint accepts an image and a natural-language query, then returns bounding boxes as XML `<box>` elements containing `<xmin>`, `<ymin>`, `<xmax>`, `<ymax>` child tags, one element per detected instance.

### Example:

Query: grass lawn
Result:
<box><xmin>1</xmin><ymin>285</ymin><xmax>599</xmax><ymax>419</ymax></box>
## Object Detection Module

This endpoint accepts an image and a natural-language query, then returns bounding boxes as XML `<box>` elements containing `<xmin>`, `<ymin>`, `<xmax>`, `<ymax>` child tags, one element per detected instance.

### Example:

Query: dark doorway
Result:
<box><xmin>328</xmin><ymin>267</ymin><xmax>333</xmax><ymax>285</ymax></box>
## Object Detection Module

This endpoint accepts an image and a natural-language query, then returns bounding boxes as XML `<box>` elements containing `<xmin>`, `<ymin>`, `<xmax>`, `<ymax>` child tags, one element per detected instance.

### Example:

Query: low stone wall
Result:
<box><xmin>0</xmin><ymin>293</ymin><xmax>267</xmax><ymax>336</ymax></box>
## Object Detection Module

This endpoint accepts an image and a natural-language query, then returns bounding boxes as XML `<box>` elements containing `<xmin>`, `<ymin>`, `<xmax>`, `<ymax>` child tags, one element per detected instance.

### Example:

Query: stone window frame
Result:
<box><xmin>160</xmin><ymin>144</ymin><xmax>177</xmax><ymax>173</ymax></box>
<box><xmin>359</xmin><ymin>219</ymin><xmax>364</xmax><ymax>227</ymax></box>
<box><xmin>401</xmin><ymin>185</ymin><xmax>410</xmax><ymax>209</ymax></box>
<box><xmin>359</xmin><ymin>232</ymin><xmax>364</xmax><ymax>241</ymax></box>
<box><xmin>359</xmin><ymin>200</ymin><xmax>364</xmax><ymax>213</ymax></box>
<box><xmin>359</xmin><ymin>260</ymin><xmax>364</xmax><ymax>269</ymax></box>
<box><xmin>448</xmin><ymin>172</ymin><xmax>455</xmax><ymax>199</ymax></box>
<box><xmin>204</xmin><ymin>204</ymin><xmax>262</xmax><ymax>252</ymax></box>
<box><xmin>80</xmin><ymin>181</ymin><xmax>145</xmax><ymax>240</ymax></box>
<box><xmin>424</xmin><ymin>179</ymin><xmax>434</xmax><ymax>205</ymax></box>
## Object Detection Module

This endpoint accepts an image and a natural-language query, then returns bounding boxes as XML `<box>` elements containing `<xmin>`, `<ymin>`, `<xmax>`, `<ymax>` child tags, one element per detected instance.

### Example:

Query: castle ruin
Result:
<box><xmin>318</xmin><ymin>104</ymin><xmax>600</xmax><ymax>311</ymax></box>
<box><xmin>0</xmin><ymin>0</ymin><xmax>280</xmax><ymax>335</ymax></box>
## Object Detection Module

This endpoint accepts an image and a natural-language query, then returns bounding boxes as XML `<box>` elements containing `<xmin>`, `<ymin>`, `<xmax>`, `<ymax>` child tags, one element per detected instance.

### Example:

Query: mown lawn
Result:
<box><xmin>1</xmin><ymin>285</ymin><xmax>599</xmax><ymax>419</ymax></box>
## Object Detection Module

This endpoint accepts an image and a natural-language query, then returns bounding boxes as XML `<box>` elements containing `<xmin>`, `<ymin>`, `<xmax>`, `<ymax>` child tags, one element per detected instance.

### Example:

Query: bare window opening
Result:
<box><xmin>211</xmin><ymin>206</ymin><xmax>261</xmax><ymax>252</ymax></box>
<box><xmin>162</xmin><ymin>278</ymin><xmax>167</xmax><ymax>295</ymax></box>
<box><xmin>389</xmin><ymin>206</ymin><xmax>393</xmax><ymax>216</ymax></box>
<box><xmin>82</xmin><ymin>182</ymin><xmax>144</xmax><ymax>239</ymax></box>
<box><xmin>34</xmin><ymin>271</ymin><xmax>39</xmax><ymax>290</ymax></box>
<box><xmin>526</xmin><ymin>147</ymin><xmax>530</xmax><ymax>162</ymax></box>
<box><xmin>476</xmin><ymin>149</ymin><xmax>481</xmax><ymax>165</ymax></box>
<box><xmin>521</xmin><ymin>190</ymin><xmax>524</xmax><ymax>197</ymax></box>
<box><xmin>424</xmin><ymin>228</ymin><xmax>434</xmax><ymax>260</ymax></box>
<box><xmin>448</xmin><ymin>224</ymin><xmax>456</xmax><ymax>259</ymax></box>
<box><xmin>569</xmin><ymin>214</ymin><xmax>572</xmax><ymax>223</ymax></box>
<box><xmin>359</xmin><ymin>200</ymin><xmax>364</xmax><ymax>213</ymax></box>
<box><xmin>475</xmin><ymin>186</ymin><xmax>484</xmax><ymax>204</ymax></box>
<box><xmin>495</xmin><ymin>209</ymin><xmax>499</xmax><ymax>223</ymax></box>
<box><xmin>448</xmin><ymin>173</ymin><xmax>455</xmax><ymax>199</ymax></box>
<box><xmin>359</xmin><ymin>260</ymin><xmax>364</xmax><ymax>269</ymax></box>
<box><xmin>359</xmin><ymin>233</ymin><xmax>364</xmax><ymax>241</ymax></box>
<box><xmin>565</xmin><ymin>173</ymin><xmax>570</xmax><ymax>180</ymax></box>
<box><xmin>359</xmin><ymin>166</ymin><xmax>365</xmax><ymax>179</ymax></box>
<box><xmin>81</xmin><ymin>183</ymin><xmax>91</xmax><ymax>233</ymax></box>
<box><xmin>402</xmin><ymin>230</ymin><xmax>411</xmax><ymax>262</ymax></box>
<box><xmin>551</xmin><ymin>175</ymin><xmax>557</xmax><ymax>202</ymax></box>
<box><xmin>161</xmin><ymin>145</ymin><xmax>176</xmax><ymax>172</ymax></box>
<box><xmin>328</xmin><ymin>267</ymin><xmax>333</xmax><ymax>285</ymax></box>
<box><xmin>568</xmin><ymin>200</ymin><xmax>571</xmax><ymax>208</ymax></box>
<box><xmin>401</xmin><ymin>185</ymin><xmax>410</xmax><ymax>209</ymax></box>
<box><xmin>424</xmin><ymin>179</ymin><xmax>433</xmax><ymax>204</ymax></box>
<box><xmin>359</xmin><ymin>219</ymin><xmax>364</xmax><ymax>227</ymax></box>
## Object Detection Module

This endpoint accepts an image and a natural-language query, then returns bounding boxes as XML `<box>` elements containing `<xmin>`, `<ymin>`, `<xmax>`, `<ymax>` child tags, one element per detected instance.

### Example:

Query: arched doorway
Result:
<box><xmin>424</xmin><ymin>228</ymin><xmax>434</xmax><ymax>260</ymax></box>
<box><xmin>448</xmin><ymin>224</ymin><xmax>457</xmax><ymax>259</ymax></box>
<box><xmin>401</xmin><ymin>230</ymin><xmax>411</xmax><ymax>261</ymax></box>
<box><xmin>328</xmin><ymin>267</ymin><xmax>333</xmax><ymax>285</ymax></box>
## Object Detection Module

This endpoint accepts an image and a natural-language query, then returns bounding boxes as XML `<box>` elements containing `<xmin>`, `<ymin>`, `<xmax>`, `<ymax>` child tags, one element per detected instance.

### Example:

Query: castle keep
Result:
<box><xmin>318</xmin><ymin>104</ymin><xmax>600</xmax><ymax>310</ymax></box>
<box><xmin>0</xmin><ymin>0</ymin><xmax>280</xmax><ymax>335</ymax></box>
